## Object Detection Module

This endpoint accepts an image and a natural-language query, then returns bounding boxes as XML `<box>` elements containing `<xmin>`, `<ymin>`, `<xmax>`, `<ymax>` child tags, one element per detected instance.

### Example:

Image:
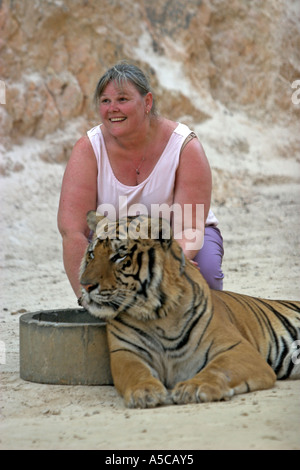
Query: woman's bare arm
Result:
<box><xmin>173</xmin><ymin>138</ymin><xmax>212</xmax><ymax>261</ymax></box>
<box><xmin>57</xmin><ymin>136</ymin><xmax>97</xmax><ymax>297</ymax></box>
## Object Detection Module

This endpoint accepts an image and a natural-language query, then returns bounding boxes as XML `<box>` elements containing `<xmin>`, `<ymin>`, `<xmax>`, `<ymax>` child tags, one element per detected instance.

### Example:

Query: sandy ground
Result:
<box><xmin>0</xmin><ymin>110</ymin><xmax>300</xmax><ymax>450</ymax></box>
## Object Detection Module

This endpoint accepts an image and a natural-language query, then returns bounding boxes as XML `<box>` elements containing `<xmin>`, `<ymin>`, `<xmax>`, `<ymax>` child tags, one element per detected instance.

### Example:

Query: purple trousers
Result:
<box><xmin>193</xmin><ymin>226</ymin><xmax>224</xmax><ymax>290</ymax></box>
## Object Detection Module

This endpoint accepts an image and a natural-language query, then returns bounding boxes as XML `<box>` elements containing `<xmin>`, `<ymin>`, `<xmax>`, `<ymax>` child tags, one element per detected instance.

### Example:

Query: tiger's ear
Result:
<box><xmin>160</xmin><ymin>236</ymin><xmax>173</xmax><ymax>250</ymax></box>
<box><xmin>156</xmin><ymin>217</ymin><xmax>173</xmax><ymax>250</ymax></box>
<box><xmin>86</xmin><ymin>211</ymin><xmax>106</xmax><ymax>232</ymax></box>
<box><xmin>135</xmin><ymin>216</ymin><xmax>173</xmax><ymax>249</ymax></box>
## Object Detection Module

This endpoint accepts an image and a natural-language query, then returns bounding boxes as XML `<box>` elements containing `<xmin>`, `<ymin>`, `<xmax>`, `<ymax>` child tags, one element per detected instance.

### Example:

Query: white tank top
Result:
<box><xmin>87</xmin><ymin>123</ymin><xmax>218</xmax><ymax>226</ymax></box>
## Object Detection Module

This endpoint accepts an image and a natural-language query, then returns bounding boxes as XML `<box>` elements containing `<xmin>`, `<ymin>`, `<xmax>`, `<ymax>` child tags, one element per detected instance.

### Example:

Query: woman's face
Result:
<box><xmin>98</xmin><ymin>80</ymin><xmax>152</xmax><ymax>138</ymax></box>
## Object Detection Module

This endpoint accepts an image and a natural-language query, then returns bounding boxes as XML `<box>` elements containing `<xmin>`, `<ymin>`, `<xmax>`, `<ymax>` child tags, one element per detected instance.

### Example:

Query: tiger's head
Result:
<box><xmin>79</xmin><ymin>211</ymin><xmax>187</xmax><ymax>321</ymax></box>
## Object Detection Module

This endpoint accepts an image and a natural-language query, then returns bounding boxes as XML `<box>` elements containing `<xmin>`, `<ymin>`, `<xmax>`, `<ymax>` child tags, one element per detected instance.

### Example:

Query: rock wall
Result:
<box><xmin>0</xmin><ymin>0</ymin><xmax>299</xmax><ymax>164</ymax></box>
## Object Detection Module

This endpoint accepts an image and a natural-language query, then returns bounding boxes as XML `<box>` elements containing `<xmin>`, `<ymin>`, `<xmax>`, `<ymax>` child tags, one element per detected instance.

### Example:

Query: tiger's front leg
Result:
<box><xmin>171</xmin><ymin>342</ymin><xmax>276</xmax><ymax>404</ymax></box>
<box><xmin>110</xmin><ymin>350</ymin><xmax>169</xmax><ymax>408</ymax></box>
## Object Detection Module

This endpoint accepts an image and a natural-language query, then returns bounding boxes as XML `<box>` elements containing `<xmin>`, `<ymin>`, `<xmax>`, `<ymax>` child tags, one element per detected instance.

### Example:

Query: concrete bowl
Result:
<box><xmin>19</xmin><ymin>309</ymin><xmax>113</xmax><ymax>385</ymax></box>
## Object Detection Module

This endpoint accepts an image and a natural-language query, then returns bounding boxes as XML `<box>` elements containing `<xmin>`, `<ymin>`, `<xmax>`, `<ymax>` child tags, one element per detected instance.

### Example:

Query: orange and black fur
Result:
<box><xmin>80</xmin><ymin>211</ymin><xmax>300</xmax><ymax>408</ymax></box>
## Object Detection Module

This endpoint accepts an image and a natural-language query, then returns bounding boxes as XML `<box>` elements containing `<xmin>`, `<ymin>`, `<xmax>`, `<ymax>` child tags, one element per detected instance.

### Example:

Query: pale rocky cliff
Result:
<box><xmin>0</xmin><ymin>0</ymin><xmax>299</xmax><ymax>202</ymax></box>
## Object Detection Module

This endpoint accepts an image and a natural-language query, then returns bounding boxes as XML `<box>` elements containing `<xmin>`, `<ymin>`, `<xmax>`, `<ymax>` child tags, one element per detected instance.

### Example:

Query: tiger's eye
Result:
<box><xmin>110</xmin><ymin>253</ymin><xmax>127</xmax><ymax>264</ymax></box>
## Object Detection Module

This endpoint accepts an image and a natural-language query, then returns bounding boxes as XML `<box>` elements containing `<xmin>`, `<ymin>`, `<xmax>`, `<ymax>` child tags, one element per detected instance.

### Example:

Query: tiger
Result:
<box><xmin>79</xmin><ymin>211</ymin><xmax>300</xmax><ymax>409</ymax></box>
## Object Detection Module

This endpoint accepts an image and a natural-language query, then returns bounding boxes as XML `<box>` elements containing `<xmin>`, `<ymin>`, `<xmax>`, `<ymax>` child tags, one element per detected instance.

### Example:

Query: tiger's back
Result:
<box><xmin>210</xmin><ymin>290</ymin><xmax>300</xmax><ymax>380</ymax></box>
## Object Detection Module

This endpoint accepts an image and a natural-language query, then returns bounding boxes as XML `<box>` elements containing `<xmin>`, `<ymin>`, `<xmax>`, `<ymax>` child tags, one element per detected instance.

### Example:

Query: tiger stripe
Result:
<box><xmin>80</xmin><ymin>212</ymin><xmax>300</xmax><ymax>408</ymax></box>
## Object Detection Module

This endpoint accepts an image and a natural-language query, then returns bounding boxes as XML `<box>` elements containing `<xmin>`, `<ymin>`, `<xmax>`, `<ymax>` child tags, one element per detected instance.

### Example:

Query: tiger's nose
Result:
<box><xmin>80</xmin><ymin>282</ymin><xmax>98</xmax><ymax>293</ymax></box>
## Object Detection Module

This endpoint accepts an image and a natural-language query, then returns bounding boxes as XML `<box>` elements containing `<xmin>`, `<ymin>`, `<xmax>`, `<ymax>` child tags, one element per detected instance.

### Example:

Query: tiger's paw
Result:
<box><xmin>171</xmin><ymin>379</ymin><xmax>234</xmax><ymax>404</ymax></box>
<box><xmin>124</xmin><ymin>381</ymin><xmax>170</xmax><ymax>409</ymax></box>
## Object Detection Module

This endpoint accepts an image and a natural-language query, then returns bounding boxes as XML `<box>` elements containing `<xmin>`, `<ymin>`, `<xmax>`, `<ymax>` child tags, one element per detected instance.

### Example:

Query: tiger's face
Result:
<box><xmin>79</xmin><ymin>212</ymin><xmax>173</xmax><ymax>320</ymax></box>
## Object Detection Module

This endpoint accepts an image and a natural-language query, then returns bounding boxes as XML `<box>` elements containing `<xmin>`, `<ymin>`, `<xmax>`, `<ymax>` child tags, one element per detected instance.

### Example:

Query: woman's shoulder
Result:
<box><xmin>158</xmin><ymin>117</ymin><xmax>178</xmax><ymax>132</ymax></box>
<box><xmin>158</xmin><ymin>118</ymin><xmax>196</xmax><ymax>138</ymax></box>
<box><xmin>152</xmin><ymin>117</ymin><xmax>178</xmax><ymax>143</ymax></box>
<box><xmin>72</xmin><ymin>135</ymin><xmax>92</xmax><ymax>151</ymax></box>
<box><xmin>70</xmin><ymin>135</ymin><xmax>96</xmax><ymax>163</ymax></box>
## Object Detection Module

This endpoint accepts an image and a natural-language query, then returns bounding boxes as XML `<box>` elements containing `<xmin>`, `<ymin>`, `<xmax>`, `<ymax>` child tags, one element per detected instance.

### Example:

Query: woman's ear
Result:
<box><xmin>144</xmin><ymin>92</ymin><xmax>153</xmax><ymax>114</ymax></box>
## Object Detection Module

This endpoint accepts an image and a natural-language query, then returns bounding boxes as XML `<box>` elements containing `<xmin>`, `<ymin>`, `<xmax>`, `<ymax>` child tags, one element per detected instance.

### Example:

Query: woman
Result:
<box><xmin>57</xmin><ymin>62</ymin><xmax>224</xmax><ymax>300</ymax></box>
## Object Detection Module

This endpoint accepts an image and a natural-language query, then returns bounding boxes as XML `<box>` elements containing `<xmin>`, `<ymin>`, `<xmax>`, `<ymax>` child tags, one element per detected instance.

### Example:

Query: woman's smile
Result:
<box><xmin>109</xmin><ymin>117</ymin><xmax>127</xmax><ymax>122</ymax></box>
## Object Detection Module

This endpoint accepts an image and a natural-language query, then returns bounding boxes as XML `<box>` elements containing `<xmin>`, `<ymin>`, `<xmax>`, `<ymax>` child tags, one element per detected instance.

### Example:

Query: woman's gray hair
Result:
<box><xmin>93</xmin><ymin>61</ymin><xmax>157</xmax><ymax>115</ymax></box>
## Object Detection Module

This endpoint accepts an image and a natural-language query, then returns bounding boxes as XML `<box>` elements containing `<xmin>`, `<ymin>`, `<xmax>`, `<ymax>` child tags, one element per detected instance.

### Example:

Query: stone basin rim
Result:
<box><xmin>20</xmin><ymin>308</ymin><xmax>106</xmax><ymax>326</ymax></box>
